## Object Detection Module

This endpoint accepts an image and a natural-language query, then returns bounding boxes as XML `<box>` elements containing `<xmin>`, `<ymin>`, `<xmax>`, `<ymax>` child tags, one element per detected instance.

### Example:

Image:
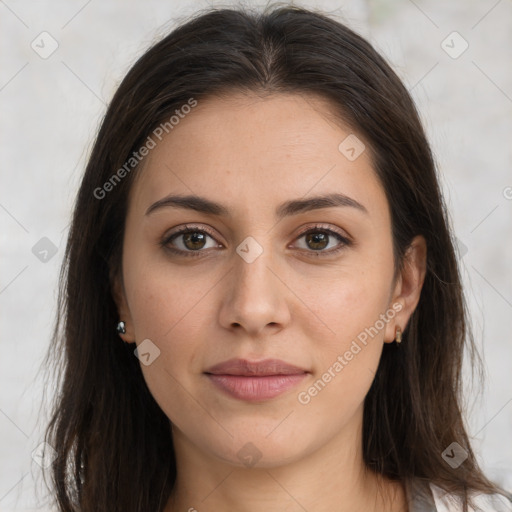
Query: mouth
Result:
<box><xmin>204</xmin><ymin>358</ymin><xmax>309</xmax><ymax>401</ymax></box>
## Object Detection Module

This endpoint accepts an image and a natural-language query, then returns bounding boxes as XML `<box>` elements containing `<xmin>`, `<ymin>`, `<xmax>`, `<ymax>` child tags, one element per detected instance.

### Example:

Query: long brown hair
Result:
<box><xmin>43</xmin><ymin>4</ymin><xmax>509</xmax><ymax>511</ymax></box>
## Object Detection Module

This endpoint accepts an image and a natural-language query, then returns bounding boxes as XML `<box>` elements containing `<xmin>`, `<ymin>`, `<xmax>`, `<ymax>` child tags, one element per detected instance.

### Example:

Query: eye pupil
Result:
<box><xmin>183</xmin><ymin>232</ymin><xmax>206</xmax><ymax>250</ymax></box>
<box><xmin>306</xmin><ymin>232</ymin><xmax>328</xmax><ymax>250</ymax></box>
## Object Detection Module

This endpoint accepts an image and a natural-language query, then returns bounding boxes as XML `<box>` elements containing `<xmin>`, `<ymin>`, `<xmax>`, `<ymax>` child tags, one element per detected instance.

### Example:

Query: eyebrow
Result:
<box><xmin>145</xmin><ymin>192</ymin><xmax>368</xmax><ymax>219</ymax></box>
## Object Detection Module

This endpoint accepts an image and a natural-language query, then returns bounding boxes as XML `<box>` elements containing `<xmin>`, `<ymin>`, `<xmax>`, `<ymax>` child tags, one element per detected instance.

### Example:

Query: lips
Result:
<box><xmin>204</xmin><ymin>358</ymin><xmax>309</xmax><ymax>401</ymax></box>
<box><xmin>204</xmin><ymin>358</ymin><xmax>308</xmax><ymax>376</ymax></box>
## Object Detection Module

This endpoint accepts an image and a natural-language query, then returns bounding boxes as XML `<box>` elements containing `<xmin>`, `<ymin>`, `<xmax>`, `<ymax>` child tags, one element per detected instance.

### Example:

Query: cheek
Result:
<box><xmin>291</xmin><ymin>260</ymin><xmax>393</xmax><ymax>403</ymax></box>
<box><xmin>123</xmin><ymin>262</ymin><xmax>217</xmax><ymax>422</ymax></box>
<box><xmin>289</xmin><ymin>287</ymin><xmax>387</xmax><ymax>432</ymax></box>
<box><xmin>297</xmin><ymin>262</ymin><xmax>393</xmax><ymax>350</ymax></box>
<box><xmin>122</xmin><ymin>248</ymin><xmax>228</xmax><ymax>397</ymax></box>
<box><xmin>125</xmin><ymin>264</ymin><xmax>210</xmax><ymax>346</ymax></box>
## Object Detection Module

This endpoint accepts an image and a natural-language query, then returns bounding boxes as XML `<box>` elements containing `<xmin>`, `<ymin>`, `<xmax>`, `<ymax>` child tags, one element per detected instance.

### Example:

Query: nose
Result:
<box><xmin>218</xmin><ymin>239</ymin><xmax>291</xmax><ymax>337</ymax></box>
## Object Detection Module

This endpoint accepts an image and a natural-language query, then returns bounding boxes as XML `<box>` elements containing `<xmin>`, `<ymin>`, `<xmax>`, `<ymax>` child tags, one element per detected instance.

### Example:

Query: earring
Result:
<box><xmin>395</xmin><ymin>326</ymin><xmax>402</xmax><ymax>344</ymax></box>
<box><xmin>116</xmin><ymin>321</ymin><xmax>126</xmax><ymax>334</ymax></box>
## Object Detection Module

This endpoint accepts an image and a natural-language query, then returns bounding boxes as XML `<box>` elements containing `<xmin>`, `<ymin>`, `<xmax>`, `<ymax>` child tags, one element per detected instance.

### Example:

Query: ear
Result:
<box><xmin>110</xmin><ymin>266</ymin><xmax>136</xmax><ymax>343</ymax></box>
<box><xmin>384</xmin><ymin>235</ymin><xmax>427</xmax><ymax>343</ymax></box>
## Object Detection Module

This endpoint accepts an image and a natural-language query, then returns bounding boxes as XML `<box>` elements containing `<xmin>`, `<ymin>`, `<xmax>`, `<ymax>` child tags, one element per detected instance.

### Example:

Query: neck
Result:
<box><xmin>164</xmin><ymin>410</ymin><xmax>407</xmax><ymax>512</ymax></box>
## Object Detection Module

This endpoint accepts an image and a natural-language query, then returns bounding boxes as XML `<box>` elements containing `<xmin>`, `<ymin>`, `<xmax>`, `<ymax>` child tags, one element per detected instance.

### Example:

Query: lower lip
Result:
<box><xmin>206</xmin><ymin>373</ymin><xmax>308</xmax><ymax>401</ymax></box>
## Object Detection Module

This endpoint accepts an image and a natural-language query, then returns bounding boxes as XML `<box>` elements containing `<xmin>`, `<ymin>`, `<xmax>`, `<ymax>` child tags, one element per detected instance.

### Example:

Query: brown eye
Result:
<box><xmin>181</xmin><ymin>231</ymin><xmax>208</xmax><ymax>250</ymax></box>
<box><xmin>294</xmin><ymin>226</ymin><xmax>351</xmax><ymax>256</ymax></box>
<box><xmin>161</xmin><ymin>225</ymin><xmax>221</xmax><ymax>257</ymax></box>
<box><xmin>305</xmin><ymin>231</ymin><xmax>329</xmax><ymax>251</ymax></box>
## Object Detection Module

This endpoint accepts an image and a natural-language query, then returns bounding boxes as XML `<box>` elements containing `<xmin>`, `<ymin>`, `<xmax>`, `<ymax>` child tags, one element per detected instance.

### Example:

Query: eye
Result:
<box><xmin>161</xmin><ymin>223</ymin><xmax>351</xmax><ymax>259</ymax></box>
<box><xmin>293</xmin><ymin>224</ymin><xmax>351</xmax><ymax>256</ymax></box>
<box><xmin>161</xmin><ymin>224</ymin><xmax>221</xmax><ymax>257</ymax></box>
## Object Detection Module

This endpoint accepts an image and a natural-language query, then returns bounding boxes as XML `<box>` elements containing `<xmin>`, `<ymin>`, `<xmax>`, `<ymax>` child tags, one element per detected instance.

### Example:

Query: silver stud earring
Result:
<box><xmin>116</xmin><ymin>321</ymin><xmax>126</xmax><ymax>334</ymax></box>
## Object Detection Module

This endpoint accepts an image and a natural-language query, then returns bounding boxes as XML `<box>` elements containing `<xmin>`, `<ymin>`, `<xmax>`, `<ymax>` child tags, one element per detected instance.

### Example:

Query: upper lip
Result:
<box><xmin>204</xmin><ymin>358</ymin><xmax>309</xmax><ymax>376</ymax></box>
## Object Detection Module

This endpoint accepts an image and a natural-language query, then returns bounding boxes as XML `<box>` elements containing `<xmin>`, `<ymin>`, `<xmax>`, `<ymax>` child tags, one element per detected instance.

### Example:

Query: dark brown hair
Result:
<box><xmin>42</xmin><ymin>4</ymin><xmax>509</xmax><ymax>511</ymax></box>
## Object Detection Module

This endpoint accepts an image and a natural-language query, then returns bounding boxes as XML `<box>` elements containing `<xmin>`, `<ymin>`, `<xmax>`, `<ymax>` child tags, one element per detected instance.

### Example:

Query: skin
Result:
<box><xmin>112</xmin><ymin>92</ymin><xmax>426</xmax><ymax>512</ymax></box>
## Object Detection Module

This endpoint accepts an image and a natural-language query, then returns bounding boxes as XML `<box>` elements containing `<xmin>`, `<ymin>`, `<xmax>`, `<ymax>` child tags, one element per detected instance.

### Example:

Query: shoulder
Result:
<box><xmin>429</xmin><ymin>482</ymin><xmax>512</xmax><ymax>512</ymax></box>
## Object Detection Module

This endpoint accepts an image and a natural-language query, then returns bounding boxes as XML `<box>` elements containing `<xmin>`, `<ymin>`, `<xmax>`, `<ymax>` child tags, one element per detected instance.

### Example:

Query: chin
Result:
<box><xmin>206</xmin><ymin>431</ymin><xmax>310</xmax><ymax>470</ymax></box>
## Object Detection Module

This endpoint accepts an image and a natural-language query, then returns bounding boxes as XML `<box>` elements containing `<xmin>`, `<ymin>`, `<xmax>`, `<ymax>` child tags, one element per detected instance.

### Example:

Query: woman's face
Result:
<box><xmin>114</xmin><ymin>92</ymin><xmax>424</xmax><ymax>468</ymax></box>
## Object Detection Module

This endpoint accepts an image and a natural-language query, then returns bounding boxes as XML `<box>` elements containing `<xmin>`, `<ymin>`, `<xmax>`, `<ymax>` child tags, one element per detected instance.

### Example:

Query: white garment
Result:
<box><xmin>406</xmin><ymin>477</ymin><xmax>512</xmax><ymax>511</ymax></box>
<box><xmin>430</xmin><ymin>482</ymin><xmax>512</xmax><ymax>512</ymax></box>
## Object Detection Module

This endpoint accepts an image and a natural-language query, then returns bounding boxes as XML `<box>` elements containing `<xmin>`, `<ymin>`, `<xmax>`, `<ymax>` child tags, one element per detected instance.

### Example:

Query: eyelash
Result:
<box><xmin>160</xmin><ymin>223</ymin><xmax>352</xmax><ymax>258</ymax></box>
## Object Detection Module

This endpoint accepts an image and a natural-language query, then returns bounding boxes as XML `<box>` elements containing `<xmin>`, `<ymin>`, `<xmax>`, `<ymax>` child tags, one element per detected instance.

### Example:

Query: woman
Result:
<box><xmin>43</xmin><ymin>4</ymin><xmax>512</xmax><ymax>511</ymax></box>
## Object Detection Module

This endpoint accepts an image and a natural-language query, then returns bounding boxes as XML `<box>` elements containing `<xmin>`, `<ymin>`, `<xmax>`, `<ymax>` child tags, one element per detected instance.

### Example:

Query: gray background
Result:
<box><xmin>1</xmin><ymin>0</ymin><xmax>511</xmax><ymax>510</ymax></box>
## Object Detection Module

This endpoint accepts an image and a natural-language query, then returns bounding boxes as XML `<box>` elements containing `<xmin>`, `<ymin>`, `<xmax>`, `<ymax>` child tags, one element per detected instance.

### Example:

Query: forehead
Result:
<box><xmin>128</xmin><ymin>92</ymin><xmax>388</xmax><ymax>222</ymax></box>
